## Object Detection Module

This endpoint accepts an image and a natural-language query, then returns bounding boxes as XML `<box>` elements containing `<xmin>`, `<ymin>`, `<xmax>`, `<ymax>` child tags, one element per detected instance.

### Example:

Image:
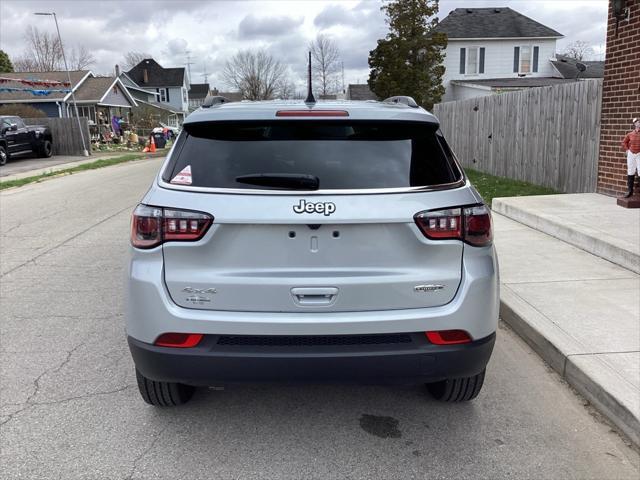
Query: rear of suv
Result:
<box><xmin>126</xmin><ymin>97</ymin><xmax>498</xmax><ymax>406</ymax></box>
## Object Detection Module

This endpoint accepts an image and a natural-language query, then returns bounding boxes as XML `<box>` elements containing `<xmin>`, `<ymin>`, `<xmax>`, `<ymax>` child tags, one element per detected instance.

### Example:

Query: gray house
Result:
<box><xmin>345</xmin><ymin>84</ymin><xmax>377</xmax><ymax>101</ymax></box>
<box><xmin>0</xmin><ymin>70</ymin><xmax>91</xmax><ymax>117</ymax></box>
<box><xmin>118</xmin><ymin>66</ymin><xmax>183</xmax><ymax>126</ymax></box>
<box><xmin>125</xmin><ymin>59</ymin><xmax>189</xmax><ymax>114</ymax></box>
<box><xmin>188</xmin><ymin>83</ymin><xmax>211</xmax><ymax>110</ymax></box>
<box><xmin>0</xmin><ymin>71</ymin><xmax>136</xmax><ymax>121</ymax></box>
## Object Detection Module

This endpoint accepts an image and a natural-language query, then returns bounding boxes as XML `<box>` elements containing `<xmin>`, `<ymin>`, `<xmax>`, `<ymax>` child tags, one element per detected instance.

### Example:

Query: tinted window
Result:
<box><xmin>164</xmin><ymin>121</ymin><xmax>462</xmax><ymax>190</ymax></box>
<box><xmin>11</xmin><ymin>117</ymin><xmax>25</xmax><ymax>128</ymax></box>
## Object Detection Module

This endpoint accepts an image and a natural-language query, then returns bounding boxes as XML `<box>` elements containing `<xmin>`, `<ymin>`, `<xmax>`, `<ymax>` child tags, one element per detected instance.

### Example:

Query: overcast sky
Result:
<box><xmin>0</xmin><ymin>0</ymin><xmax>607</xmax><ymax>93</ymax></box>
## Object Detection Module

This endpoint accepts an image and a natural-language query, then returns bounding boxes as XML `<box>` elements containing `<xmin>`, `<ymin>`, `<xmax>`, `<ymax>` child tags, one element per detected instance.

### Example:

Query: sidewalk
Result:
<box><xmin>493</xmin><ymin>194</ymin><xmax>640</xmax><ymax>446</ymax></box>
<box><xmin>0</xmin><ymin>150</ymin><xmax>166</xmax><ymax>183</ymax></box>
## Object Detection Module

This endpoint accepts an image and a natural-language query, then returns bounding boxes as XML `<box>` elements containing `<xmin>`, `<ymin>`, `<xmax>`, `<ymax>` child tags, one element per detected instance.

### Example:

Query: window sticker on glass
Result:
<box><xmin>171</xmin><ymin>165</ymin><xmax>192</xmax><ymax>185</ymax></box>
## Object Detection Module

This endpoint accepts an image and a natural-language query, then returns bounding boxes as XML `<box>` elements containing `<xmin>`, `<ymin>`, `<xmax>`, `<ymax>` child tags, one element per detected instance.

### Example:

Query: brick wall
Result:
<box><xmin>597</xmin><ymin>0</ymin><xmax>640</xmax><ymax>196</ymax></box>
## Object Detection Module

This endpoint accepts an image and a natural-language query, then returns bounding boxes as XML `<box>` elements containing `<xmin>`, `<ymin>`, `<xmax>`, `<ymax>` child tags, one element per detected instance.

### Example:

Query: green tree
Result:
<box><xmin>368</xmin><ymin>0</ymin><xmax>447</xmax><ymax>109</ymax></box>
<box><xmin>0</xmin><ymin>49</ymin><xmax>14</xmax><ymax>72</ymax></box>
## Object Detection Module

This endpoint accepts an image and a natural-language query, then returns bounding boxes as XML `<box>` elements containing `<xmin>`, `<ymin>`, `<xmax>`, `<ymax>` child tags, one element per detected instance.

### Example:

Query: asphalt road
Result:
<box><xmin>1</xmin><ymin>159</ymin><xmax>638</xmax><ymax>480</ymax></box>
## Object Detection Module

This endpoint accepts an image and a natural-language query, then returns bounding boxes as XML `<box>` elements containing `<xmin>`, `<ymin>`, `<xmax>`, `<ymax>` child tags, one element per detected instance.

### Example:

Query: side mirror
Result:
<box><xmin>9</xmin><ymin>123</ymin><xmax>18</xmax><ymax>131</ymax></box>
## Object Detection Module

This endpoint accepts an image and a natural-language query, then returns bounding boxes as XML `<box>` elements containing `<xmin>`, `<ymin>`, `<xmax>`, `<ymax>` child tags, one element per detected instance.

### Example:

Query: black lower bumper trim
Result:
<box><xmin>128</xmin><ymin>332</ymin><xmax>495</xmax><ymax>386</ymax></box>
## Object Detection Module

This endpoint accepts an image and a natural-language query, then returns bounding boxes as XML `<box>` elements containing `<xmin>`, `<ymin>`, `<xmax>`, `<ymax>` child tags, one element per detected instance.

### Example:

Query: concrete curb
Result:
<box><xmin>493</xmin><ymin>198</ymin><xmax>640</xmax><ymax>274</ymax></box>
<box><xmin>500</xmin><ymin>286</ymin><xmax>640</xmax><ymax>447</ymax></box>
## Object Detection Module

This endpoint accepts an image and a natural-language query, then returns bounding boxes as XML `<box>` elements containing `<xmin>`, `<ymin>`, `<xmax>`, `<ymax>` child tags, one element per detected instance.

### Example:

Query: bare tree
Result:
<box><xmin>12</xmin><ymin>55</ymin><xmax>39</xmax><ymax>72</ymax></box>
<box><xmin>278</xmin><ymin>77</ymin><xmax>295</xmax><ymax>99</ymax></box>
<box><xmin>123</xmin><ymin>51</ymin><xmax>152</xmax><ymax>70</ymax></box>
<box><xmin>70</xmin><ymin>45</ymin><xmax>95</xmax><ymax>70</ymax></box>
<box><xmin>562</xmin><ymin>41</ymin><xmax>594</xmax><ymax>61</ymax></box>
<box><xmin>309</xmin><ymin>34</ymin><xmax>340</xmax><ymax>97</ymax></box>
<box><xmin>12</xmin><ymin>26</ymin><xmax>95</xmax><ymax>72</ymax></box>
<box><xmin>19</xmin><ymin>25</ymin><xmax>63</xmax><ymax>71</ymax></box>
<box><xmin>222</xmin><ymin>50</ymin><xmax>286</xmax><ymax>100</ymax></box>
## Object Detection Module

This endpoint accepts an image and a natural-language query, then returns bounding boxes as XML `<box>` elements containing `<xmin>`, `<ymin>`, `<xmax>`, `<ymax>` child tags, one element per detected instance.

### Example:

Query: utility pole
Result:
<box><xmin>34</xmin><ymin>12</ymin><xmax>88</xmax><ymax>157</ymax></box>
<box><xmin>184</xmin><ymin>50</ymin><xmax>194</xmax><ymax>84</ymax></box>
<box><xmin>202</xmin><ymin>63</ymin><xmax>209</xmax><ymax>85</ymax></box>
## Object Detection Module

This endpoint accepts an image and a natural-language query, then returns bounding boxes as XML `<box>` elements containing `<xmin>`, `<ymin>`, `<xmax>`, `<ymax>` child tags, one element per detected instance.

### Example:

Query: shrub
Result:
<box><xmin>0</xmin><ymin>104</ymin><xmax>47</xmax><ymax>118</ymax></box>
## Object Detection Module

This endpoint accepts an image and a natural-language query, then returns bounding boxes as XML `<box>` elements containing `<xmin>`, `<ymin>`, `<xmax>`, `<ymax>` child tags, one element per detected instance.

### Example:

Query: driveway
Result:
<box><xmin>1</xmin><ymin>159</ymin><xmax>638</xmax><ymax>479</ymax></box>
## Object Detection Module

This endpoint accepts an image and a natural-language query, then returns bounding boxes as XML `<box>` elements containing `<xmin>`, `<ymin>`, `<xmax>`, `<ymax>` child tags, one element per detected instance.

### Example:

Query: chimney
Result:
<box><xmin>143</xmin><ymin>69</ymin><xmax>149</xmax><ymax>83</ymax></box>
<box><xmin>115</xmin><ymin>64</ymin><xmax>120</xmax><ymax>77</ymax></box>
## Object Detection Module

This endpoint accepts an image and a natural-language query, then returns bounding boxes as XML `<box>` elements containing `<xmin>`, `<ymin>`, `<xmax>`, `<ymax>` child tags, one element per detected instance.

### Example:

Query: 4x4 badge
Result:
<box><xmin>414</xmin><ymin>284</ymin><xmax>445</xmax><ymax>293</ymax></box>
<box><xmin>293</xmin><ymin>200</ymin><xmax>336</xmax><ymax>216</ymax></box>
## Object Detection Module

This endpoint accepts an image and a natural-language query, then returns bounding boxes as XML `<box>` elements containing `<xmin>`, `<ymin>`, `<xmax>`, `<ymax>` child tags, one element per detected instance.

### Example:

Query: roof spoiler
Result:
<box><xmin>383</xmin><ymin>96</ymin><xmax>419</xmax><ymax>108</ymax></box>
<box><xmin>202</xmin><ymin>95</ymin><xmax>229</xmax><ymax>108</ymax></box>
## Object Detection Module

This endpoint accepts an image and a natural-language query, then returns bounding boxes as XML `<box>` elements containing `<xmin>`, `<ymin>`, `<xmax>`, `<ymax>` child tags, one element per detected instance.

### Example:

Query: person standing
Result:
<box><xmin>622</xmin><ymin>117</ymin><xmax>640</xmax><ymax>198</ymax></box>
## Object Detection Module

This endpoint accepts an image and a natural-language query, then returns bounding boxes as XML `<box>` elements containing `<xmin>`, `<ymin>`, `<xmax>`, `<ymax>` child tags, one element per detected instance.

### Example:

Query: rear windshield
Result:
<box><xmin>162</xmin><ymin>121</ymin><xmax>462</xmax><ymax>190</ymax></box>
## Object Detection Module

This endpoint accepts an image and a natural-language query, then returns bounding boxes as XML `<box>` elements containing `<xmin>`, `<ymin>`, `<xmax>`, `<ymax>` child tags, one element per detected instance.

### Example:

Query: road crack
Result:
<box><xmin>0</xmin><ymin>204</ymin><xmax>134</xmax><ymax>278</ymax></box>
<box><xmin>1</xmin><ymin>341</ymin><xmax>84</xmax><ymax>426</ymax></box>
<box><xmin>125</xmin><ymin>424</ymin><xmax>169</xmax><ymax>480</ymax></box>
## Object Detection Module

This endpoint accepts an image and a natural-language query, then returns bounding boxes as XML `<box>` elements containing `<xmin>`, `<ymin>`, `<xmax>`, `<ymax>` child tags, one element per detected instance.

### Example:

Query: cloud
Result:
<box><xmin>165</xmin><ymin>38</ymin><xmax>189</xmax><ymax>56</ymax></box>
<box><xmin>0</xmin><ymin>0</ymin><xmax>608</xmax><ymax>90</ymax></box>
<box><xmin>238</xmin><ymin>14</ymin><xmax>303</xmax><ymax>39</ymax></box>
<box><xmin>314</xmin><ymin>5</ymin><xmax>354</xmax><ymax>28</ymax></box>
<box><xmin>314</xmin><ymin>1</ymin><xmax>383</xmax><ymax>30</ymax></box>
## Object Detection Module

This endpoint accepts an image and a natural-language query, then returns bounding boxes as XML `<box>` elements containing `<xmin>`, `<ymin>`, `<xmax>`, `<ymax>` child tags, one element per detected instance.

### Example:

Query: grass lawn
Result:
<box><xmin>0</xmin><ymin>152</ymin><xmax>162</xmax><ymax>191</ymax></box>
<box><xmin>465</xmin><ymin>168</ymin><xmax>557</xmax><ymax>206</ymax></box>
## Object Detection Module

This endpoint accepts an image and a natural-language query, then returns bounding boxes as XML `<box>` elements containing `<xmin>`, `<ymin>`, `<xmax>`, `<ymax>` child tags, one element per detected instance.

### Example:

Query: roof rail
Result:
<box><xmin>383</xmin><ymin>96</ymin><xmax>419</xmax><ymax>108</ymax></box>
<box><xmin>202</xmin><ymin>95</ymin><xmax>230</xmax><ymax>108</ymax></box>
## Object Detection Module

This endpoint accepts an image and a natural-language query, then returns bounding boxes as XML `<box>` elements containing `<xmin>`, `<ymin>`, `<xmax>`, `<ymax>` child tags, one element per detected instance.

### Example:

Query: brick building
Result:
<box><xmin>597</xmin><ymin>0</ymin><xmax>640</xmax><ymax>196</ymax></box>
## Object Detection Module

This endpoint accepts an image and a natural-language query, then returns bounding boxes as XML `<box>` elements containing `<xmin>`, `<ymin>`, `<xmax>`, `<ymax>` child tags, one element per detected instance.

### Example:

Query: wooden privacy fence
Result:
<box><xmin>23</xmin><ymin>117</ymin><xmax>91</xmax><ymax>156</ymax></box>
<box><xmin>433</xmin><ymin>79</ymin><xmax>602</xmax><ymax>193</ymax></box>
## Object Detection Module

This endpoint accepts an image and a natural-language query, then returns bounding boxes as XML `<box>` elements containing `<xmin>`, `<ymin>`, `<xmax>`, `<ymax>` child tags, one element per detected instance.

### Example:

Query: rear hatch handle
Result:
<box><xmin>291</xmin><ymin>287</ymin><xmax>338</xmax><ymax>307</ymax></box>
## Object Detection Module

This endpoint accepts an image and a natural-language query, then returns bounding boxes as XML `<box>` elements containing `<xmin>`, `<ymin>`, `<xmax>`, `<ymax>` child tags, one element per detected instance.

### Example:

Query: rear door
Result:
<box><xmin>159</xmin><ymin>120</ymin><xmax>468</xmax><ymax>313</ymax></box>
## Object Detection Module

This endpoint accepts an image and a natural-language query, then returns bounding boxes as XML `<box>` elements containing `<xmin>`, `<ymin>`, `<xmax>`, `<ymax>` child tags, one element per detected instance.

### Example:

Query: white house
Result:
<box><xmin>435</xmin><ymin>7</ymin><xmax>573</xmax><ymax>102</ymax></box>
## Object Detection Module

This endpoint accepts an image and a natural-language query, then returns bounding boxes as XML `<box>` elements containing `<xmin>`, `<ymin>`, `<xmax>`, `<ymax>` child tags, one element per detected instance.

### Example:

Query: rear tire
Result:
<box><xmin>38</xmin><ymin>140</ymin><xmax>53</xmax><ymax>158</ymax></box>
<box><xmin>135</xmin><ymin>369</ymin><xmax>195</xmax><ymax>406</ymax></box>
<box><xmin>0</xmin><ymin>146</ymin><xmax>7</xmax><ymax>166</ymax></box>
<box><xmin>427</xmin><ymin>369</ymin><xmax>485</xmax><ymax>402</ymax></box>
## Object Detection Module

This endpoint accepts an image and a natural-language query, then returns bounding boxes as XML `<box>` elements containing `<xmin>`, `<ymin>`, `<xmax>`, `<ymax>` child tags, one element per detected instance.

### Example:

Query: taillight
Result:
<box><xmin>155</xmin><ymin>333</ymin><xmax>204</xmax><ymax>348</ymax></box>
<box><xmin>464</xmin><ymin>205</ymin><xmax>492</xmax><ymax>246</ymax></box>
<box><xmin>426</xmin><ymin>330</ymin><xmax>472</xmax><ymax>345</ymax></box>
<box><xmin>414</xmin><ymin>204</ymin><xmax>492</xmax><ymax>247</ymax></box>
<box><xmin>131</xmin><ymin>204</ymin><xmax>213</xmax><ymax>249</ymax></box>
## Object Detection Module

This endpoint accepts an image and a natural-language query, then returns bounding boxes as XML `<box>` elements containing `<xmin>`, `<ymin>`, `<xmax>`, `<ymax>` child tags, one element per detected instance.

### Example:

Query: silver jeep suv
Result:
<box><xmin>127</xmin><ymin>97</ymin><xmax>498</xmax><ymax>406</ymax></box>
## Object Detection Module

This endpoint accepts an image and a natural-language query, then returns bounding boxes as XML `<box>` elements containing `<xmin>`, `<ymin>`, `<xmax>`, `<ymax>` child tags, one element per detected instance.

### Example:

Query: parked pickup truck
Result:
<box><xmin>0</xmin><ymin>115</ymin><xmax>53</xmax><ymax>166</ymax></box>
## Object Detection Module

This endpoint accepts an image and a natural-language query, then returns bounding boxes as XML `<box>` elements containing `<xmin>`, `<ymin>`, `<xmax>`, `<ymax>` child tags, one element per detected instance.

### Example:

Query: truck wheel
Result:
<box><xmin>38</xmin><ymin>140</ymin><xmax>53</xmax><ymax>158</ymax></box>
<box><xmin>135</xmin><ymin>369</ymin><xmax>195</xmax><ymax>407</ymax></box>
<box><xmin>427</xmin><ymin>369</ymin><xmax>485</xmax><ymax>402</ymax></box>
<box><xmin>0</xmin><ymin>146</ymin><xmax>7</xmax><ymax>166</ymax></box>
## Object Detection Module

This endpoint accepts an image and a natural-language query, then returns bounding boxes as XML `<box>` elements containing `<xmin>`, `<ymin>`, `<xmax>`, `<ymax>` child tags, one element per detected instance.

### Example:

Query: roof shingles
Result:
<box><xmin>126</xmin><ymin>59</ymin><xmax>186</xmax><ymax>87</ymax></box>
<box><xmin>435</xmin><ymin>7</ymin><xmax>563</xmax><ymax>39</ymax></box>
<box><xmin>0</xmin><ymin>71</ymin><xmax>89</xmax><ymax>102</ymax></box>
<box><xmin>73</xmin><ymin>76</ymin><xmax>117</xmax><ymax>102</ymax></box>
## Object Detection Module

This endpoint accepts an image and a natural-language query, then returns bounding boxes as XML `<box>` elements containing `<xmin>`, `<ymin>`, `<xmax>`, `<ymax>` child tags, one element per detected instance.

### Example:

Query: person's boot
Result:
<box><xmin>624</xmin><ymin>175</ymin><xmax>635</xmax><ymax>198</ymax></box>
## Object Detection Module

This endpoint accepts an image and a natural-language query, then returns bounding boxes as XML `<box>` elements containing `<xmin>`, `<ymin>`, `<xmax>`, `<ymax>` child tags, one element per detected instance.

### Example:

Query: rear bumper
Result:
<box><xmin>128</xmin><ymin>332</ymin><xmax>495</xmax><ymax>386</ymax></box>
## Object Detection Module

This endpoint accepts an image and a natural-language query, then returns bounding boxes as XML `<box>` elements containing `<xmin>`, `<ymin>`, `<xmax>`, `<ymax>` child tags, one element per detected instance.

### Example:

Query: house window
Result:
<box><xmin>467</xmin><ymin>47</ymin><xmax>479</xmax><ymax>74</ymax></box>
<box><xmin>515</xmin><ymin>46</ymin><xmax>539</xmax><ymax>74</ymax></box>
<box><xmin>160</xmin><ymin>89</ymin><xmax>167</xmax><ymax>102</ymax></box>
<box><xmin>520</xmin><ymin>45</ymin><xmax>532</xmax><ymax>73</ymax></box>
<box><xmin>459</xmin><ymin>47</ymin><xmax>485</xmax><ymax>75</ymax></box>
<box><xmin>182</xmin><ymin>88</ymin><xmax>187</xmax><ymax>103</ymax></box>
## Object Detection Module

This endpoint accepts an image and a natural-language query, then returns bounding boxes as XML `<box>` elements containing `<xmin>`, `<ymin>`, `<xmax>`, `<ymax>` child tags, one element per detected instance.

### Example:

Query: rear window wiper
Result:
<box><xmin>235</xmin><ymin>173</ymin><xmax>320</xmax><ymax>190</ymax></box>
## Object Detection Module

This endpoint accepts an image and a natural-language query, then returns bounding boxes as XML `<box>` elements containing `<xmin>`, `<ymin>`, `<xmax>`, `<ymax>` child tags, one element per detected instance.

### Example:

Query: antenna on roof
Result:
<box><xmin>305</xmin><ymin>51</ymin><xmax>316</xmax><ymax>104</ymax></box>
